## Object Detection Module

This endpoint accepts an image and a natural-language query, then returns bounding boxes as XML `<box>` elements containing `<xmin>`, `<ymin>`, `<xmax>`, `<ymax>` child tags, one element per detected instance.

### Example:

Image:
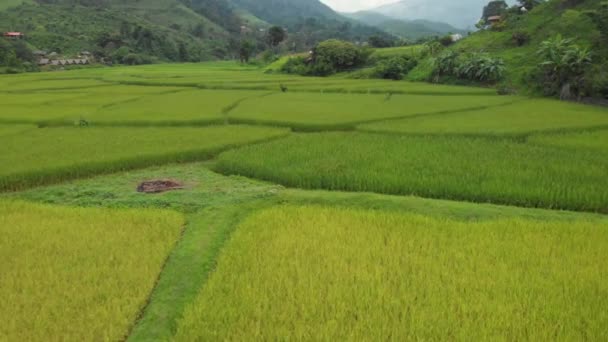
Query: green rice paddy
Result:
<box><xmin>215</xmin><ymin>132</ymin><xmax>608</xmax><ymax>212</ymax></box>
<box><xmin>0</xmin><ymin>125</ymin><xmax>288</xmax><ymax>191</ymax></box>
<box><xmin>1</xmin><ymin>62</ymin><xmax>607</xmax><ymax>340</ymax></box>
<box><xmin>360</xmin><ymin>99</ymin><xmax>608</xmax><ymax>136</ymax></box>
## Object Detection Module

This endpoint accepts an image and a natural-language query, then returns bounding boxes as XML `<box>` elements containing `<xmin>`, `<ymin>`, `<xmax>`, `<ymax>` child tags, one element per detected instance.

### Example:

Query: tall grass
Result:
<box><xmin>215</xmin><ymin>132</ymin><xmax>608</xmax><ymax>213</ymax></box>
<box><xmin>360</xmin><ymin>99</ymin><xmax>608</xmax><ymax>135</ymax></box>
<box><xmin>0</xmin><ymin>125</ymin><xmax>289</xmax><ymax>191</ymax></box>
<box><xmin>175</xmin><ymin>205</ymin><xmax>608</xmax><ymax>341</ymax></box>
<box><xmin>0</xmin><ymin>200</ymin><xmax>184</xmax><ymax>341</ymax></box>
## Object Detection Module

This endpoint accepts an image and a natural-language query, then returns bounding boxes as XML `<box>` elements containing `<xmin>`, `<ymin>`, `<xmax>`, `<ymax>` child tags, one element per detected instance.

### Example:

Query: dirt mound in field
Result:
<box><xmin>137</xmin><ymin>179</ymin><xmax>184</xmax><ymax>194</ymax></box>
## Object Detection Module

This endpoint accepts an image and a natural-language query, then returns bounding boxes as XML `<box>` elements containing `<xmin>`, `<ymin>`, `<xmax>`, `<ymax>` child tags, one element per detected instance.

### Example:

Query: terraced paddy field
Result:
<box><xmin>0</xmin><ymin>200</ymin><xmax>184</xmax><ymax>341</ymax></box>
<box><xmin>1</xmin><ymin>62</ymin><xmax>607</xmax><ymax>340</ymax></box>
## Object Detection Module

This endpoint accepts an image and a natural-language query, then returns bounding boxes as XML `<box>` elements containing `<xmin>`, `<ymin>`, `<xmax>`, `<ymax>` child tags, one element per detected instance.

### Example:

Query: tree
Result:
<box><xmin>375</xmin><ymin>56</ymin><xmax>417</xmax><ymax>80</ymax></box>
<box><xmin>267</xmin><ymin>26</ymin><xmax>287</xmax><ymax>49</ymax></box>
<box><xmin>313</xmin><ymin>39</ymin><xmax>368</xmax><ymax>72</ymax></box>
<box><xmin>239</xmin><ymin>40</ymin><xmax>255</xmax><ymax>63</ymax></box>
<box><xmin>368</xmin><ymin>35</ymin><xmax>392</xmax><ymax>48</ymax></box>
<box><xmin>536</xmin><ymin>35</ymin><xmax>592</xmax><ymax>99</ymax></box>
<box><xmin>482</xmin><ymin>1</ymin><xmax>508</xmax><ymax>21</ymax></box>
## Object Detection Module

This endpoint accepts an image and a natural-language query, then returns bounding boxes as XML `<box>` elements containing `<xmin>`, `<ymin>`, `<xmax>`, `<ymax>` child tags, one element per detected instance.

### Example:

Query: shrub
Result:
<box><xmin>432</xmin><ymin>51</ymin><xmax>504</xmax><ymax>84</ymax></box>
<box><xmin>374</xmin><ymin>56</ymin><xmax>418</xmax><ymax>80</ymax></box>
<box><xmin>457</xmin><ymin>54</ymin><xmax>505</xmax><ymax>83</ymax></box>
<box><xmin>281</xmin><ymin>40</ymin><xmax>369</xmax><ymax>77</ymax></box>
<box><xmin>123</xmin><ymin>53</ymin><xmax>144</xmax><ymax>65</ymax></box>
<box><xmin>512</xmin><ymin>31</ymin><xmax>531</xmax><ymax>46</ymax></box>
<box><xmin>535</xmin><ymin>35</ymin><xmax>593</xmax><ymax>99</ymax></box>
<box><xmin>313</xmin><ymin>39</ymin><xmax>369</xmax><ymax>72</ymax></box>
<box><xmin>281</xmin><ymin>56</ymin><xmax>307</xmax><ymax>74</ymax></box>
<box><xmin>433</xmin><ymin>50</ymin><xmax>460</xmax><ymax>78</ymax></box>
<box><xmin>439</xmin><ymin>35</ymin><xmax>455</xmax><ymax>47</ymax></box>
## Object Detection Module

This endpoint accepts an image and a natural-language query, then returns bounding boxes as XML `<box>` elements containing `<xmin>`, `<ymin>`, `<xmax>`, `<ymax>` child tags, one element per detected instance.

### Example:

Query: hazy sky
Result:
<box><xmin>320</xmin><ymin>0</ymin><xmax>399</xmax><ymax>13</ymax></box>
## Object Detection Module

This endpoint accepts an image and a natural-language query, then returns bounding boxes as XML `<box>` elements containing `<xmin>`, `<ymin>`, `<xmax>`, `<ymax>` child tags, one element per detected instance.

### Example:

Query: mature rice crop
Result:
<box><xmin>529</xmin><ymin>129</ymin><xmax>608</xmax><ymax>152</ymax></box>
<box><xmin>215</xmin><ymin>132</ymin><xmax>608</xmax><ymax>212</ymax></box>
<box><xmin>360</xmin><ymin>99</ymin><xmax>608</xmax><ymax>135</ymax></box>
<box><xmin>0</xmin><ymin>125</ymin><xmax>289</xmax><ymax>191</ymax></box>
<box><xmin>229</xmin><ymin>92</ymin><xmax>517</xmax><ymax>130</ymax></box>
<box><xmin>0</xmin><ymin>200</ymin><xmax>184</xmax><ymax>341</ymax></box>
<box><xmin>176</xmin><ymin>205</ymin><xmax>608</xmax><ymax>341</ymax></box>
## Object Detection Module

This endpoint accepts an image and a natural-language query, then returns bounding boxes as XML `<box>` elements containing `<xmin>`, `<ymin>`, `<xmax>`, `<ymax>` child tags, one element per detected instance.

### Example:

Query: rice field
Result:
<box><xmin>175</xmin><ymin>205</ymin><xmax>608</xmax><ymax>341</ymax></box>
<box><xmin>0</xmin><ymin>200</ymin><xmax>184</xmax><ymax>341</ymax></box>
<box><xmin>215</xmin><ymin>132</ymin><xmax>608</xmax><ymax>212</ymax></box>
<box><xmin>0</xmin><ymin>125</ymin><xmax>288</xmax><ymax>190</ymax></box>
<box><xmin>360</xmin><ymin>99</ymin><xmax>608</xmax><ymax>135</ymax></box>
<box><xmin>529</xmin><ymin>129</ymin><xmax>608</xmax><ymax>152</ymax></box>
<box><xmin>88</xmin><ymin>89</ymin><xmax>267</xmax><ymax>125</ymax></box>
<box><xmin>1</xmin><ymin>62</ymin><xmax>607</xmax><ymax>340</ymax></box>
<box><xmin>228</xmin><ymin>92</ymin><xmax>518</xmax><ymax>130</ymax></box>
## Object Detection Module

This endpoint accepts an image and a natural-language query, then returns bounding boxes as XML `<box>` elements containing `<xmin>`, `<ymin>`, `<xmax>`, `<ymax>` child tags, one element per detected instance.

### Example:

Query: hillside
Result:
<box><xmin>0</xmin><ymin>0</ymin><xmax>395</xmax><ymax>68</ymax></box>
<box><xmin>345</xmin><ymin>11</ymin><xmax>464</xmax><ymax>40</ymax></box>
<box><xmin>406</xmin><ymin>0</ymin><xmax>608</xmax><ymax>99</ymax></box>
<box><xmin>0</xmin><ymin>0</ymin><xmax>237</xmax><ymax>63</ymax></box>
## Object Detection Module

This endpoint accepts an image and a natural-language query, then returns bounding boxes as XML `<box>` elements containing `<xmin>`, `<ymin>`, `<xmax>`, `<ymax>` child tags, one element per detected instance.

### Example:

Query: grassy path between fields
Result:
<box><xmin>6</xmin><ymin>163</ymin><xmax>606</xmax><ymax>341</ymax></box>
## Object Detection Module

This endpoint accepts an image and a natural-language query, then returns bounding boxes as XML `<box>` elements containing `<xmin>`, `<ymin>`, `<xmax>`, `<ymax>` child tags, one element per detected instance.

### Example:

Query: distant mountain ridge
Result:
<box><xmin>344</xmin><ymin>10</ymin><xmax>464</xmax><ymax>40</ymax></box>
<box><xmin>368</xmin><ymin>0</ymin><xmax>516</xmax><ymax>29</ymax></box>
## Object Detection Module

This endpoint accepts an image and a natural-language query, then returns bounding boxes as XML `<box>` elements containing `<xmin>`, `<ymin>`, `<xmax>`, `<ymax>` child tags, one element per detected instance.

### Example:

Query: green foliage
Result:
<box><xmin>482</xmin><ymin>0</ymin><xmax>508</xmax><ymax>21</ymax></box>
<box><xmin>457</xmin><ymin>53</ymin><xmax>505</xmax><ymax>83</ymax></box>
<box><xmin>313</xmin><ymin>39</ymin><xmax>369</xmax><ymax>72</ymax></box>
<box><xmin>373</xmin><ymin>56</ymin><xmax>418</xmax><ymax>80</ymax></box>
<box><xmin>0</xmin><ymin>39</ymin><xmax>37</xmax><ymax>72</ymax></box>
<box><xmin>266</xmin><ymin>26</ymin><xmax>286</xmax><ymax>48</ymax></box>
<box><xmin>239</xmin><ymin>40</ymin><xmax>255</xmax><ymax>63</ymax></box>
<box><xmin>281</xmin><ymin>39</ymin><xmax>370</xmax><ymax>77</ymax></box>
<box><xmin>368</xmin><ymin>35</ymin><xmax>393</xmax><ymax>48</ymax></box>
<box><xmin>433</xmin><ymin>50</ymin><xmax>460</xmax><ymax>77</ymax></box>
<box><xmin>535</xmin><ymin>34</ymin><xmax>593</xmax><ymax>98</ymax></box>
<box><xmin>433</xmin><ymin>50</ymin><xmax>505</xmax><ymax>84</ymax></box>
<box><xmin>512</xmin><ymin>31</ymin><xmax>531</xmax><ymax>46</ymax></box>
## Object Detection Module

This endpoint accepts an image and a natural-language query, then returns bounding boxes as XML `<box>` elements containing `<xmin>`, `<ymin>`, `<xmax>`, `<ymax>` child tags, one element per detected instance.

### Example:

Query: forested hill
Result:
<box><xmin>0</xmin><ymin>0</ymin><xmax>390</xmax><ymax>67</ymax></box>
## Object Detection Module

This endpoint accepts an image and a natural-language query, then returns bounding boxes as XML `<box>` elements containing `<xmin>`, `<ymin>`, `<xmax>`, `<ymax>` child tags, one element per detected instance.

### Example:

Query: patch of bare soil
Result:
<box><xmin>137</xmin><ymin>179</ymin><xmax>184</xmax><ymax>194</ymax></box>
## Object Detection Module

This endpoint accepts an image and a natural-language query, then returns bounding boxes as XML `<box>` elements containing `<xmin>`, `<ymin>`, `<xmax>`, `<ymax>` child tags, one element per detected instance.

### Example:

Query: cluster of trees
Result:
<box><xmin>0</xmin><ymin>39</ymin><xmax>37</xmax><ymax>73</ymax></box>
<box><xmin>281</xmin><ymin>39</ymin><xmax>418</xmax><ymax>80</ymax></box>
<box><xmin>282</xmin><ymin>39</ymin><xmax>371</xmax><ymax>76</ymax></box>
<box><xmin>238</xmin><ymin>26</ymin><xmax>287</xmax><ymax>63</ymax></box>
<box><xmin>478</xmin><ymin>0</ymin><xmax>545</xmax><ymax>29</ymax></box>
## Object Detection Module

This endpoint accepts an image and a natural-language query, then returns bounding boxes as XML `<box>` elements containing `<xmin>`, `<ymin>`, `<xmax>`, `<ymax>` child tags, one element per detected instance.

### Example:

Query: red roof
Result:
<box><xmin>4</xmin><ymin>32</ymin><xmax>24</xmax><ymax>36</ymax></box>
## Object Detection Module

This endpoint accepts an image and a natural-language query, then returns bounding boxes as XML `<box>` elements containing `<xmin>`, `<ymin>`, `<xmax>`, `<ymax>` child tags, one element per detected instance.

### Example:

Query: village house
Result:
<box><xmin>450</xmin><ymin>34</ymin><xmax>464</xmax><ymax>43</ymax></box>
<box><xmin>487</xmin><ymin>15</ymin><xmax>502</xmax><ymax>26</ymax></box>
